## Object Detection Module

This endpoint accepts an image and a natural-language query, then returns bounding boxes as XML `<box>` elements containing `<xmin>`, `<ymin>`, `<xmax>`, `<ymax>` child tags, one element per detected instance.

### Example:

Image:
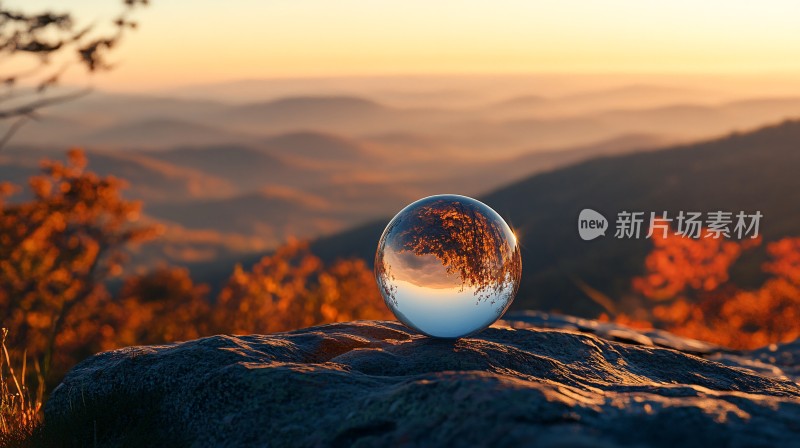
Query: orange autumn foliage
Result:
<box><xmin>631</xmin><ymin>230</ymin><xmax>756</xmax><ymax>301</ymax></box>
<box><xmin>616</xmin><ymin>226</ymin><xmax>800</xmax><ymax>349</ymax></box>
<box><xmin>597</xmin><ymin>312</ymin><xmax>652</xmax><ymax>331</ymax></box>
<box><xmin>111</xmin><ymin>266</ymin><xmax>212</xmax><ymax>347</ymax></box>
<box><xmin>215</xmin><ymin>240</ymin><xmax>391</xmax><ymax>334</ymax></box>
<box><xmin>0</xmin><ymin>149</ymin><xmax>157</xmax><ymax>380</ymax></box>
<box><xmin>0</xmin><ymin>150</ymin><xmax>391</xmax><ymax>387</ymax></box>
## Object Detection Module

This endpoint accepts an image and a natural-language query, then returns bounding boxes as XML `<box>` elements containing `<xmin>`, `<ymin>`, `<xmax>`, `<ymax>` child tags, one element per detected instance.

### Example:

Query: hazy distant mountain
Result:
<box><xmin>592</xmin><ymin>98</ymin><xmax>800</xmax><ymax>138</ymax></box>
<box><xmin>11</xmin><ymin>115</ymin><xmax>92</xmax><ymax>146</ymax></box>
<box><xmin>448</xmin><ymin>97</ymin><xmax>800</xmax><ymax>152</ymax></box>
<box><xmin>235</xmin><ymin>96</ymin><xmax>383</xmax><ymax>119</ymax></box>
<box><xmin>0</xmin><ymin>148</ymin><xmax>236</xmax><ymax>204</ymax></box>
<box><xmin>295</xmin><ymin>119</ymin><xmax>800</xmax><ymax>317</ymax></box>
<box><xmin>306</xmin><ymin>179</ymin><xmax>422</xmax><ymax>217</ymax></box>
<box><xmin>54</xmin><ymin>93</ymin><xmax>228</xmax><ymax>124</ymax></box>
<box><xmin>485</xmin><ymin>85</ymin><xmax>726</xmax><ymax>119</ymax></box>
<box><xmin>161</xmin><ymin>74</ymin><xmax>773</xmax><ymax>108</ymax></box>
<box><xmin>444</xmin><ymin>133</ymin><xmax>671</xmax><ymax>192</ymax></box>
<box><xmin>512</xmin><ymin>133</ymin><xmax>669</xmax><ymax>166</ymax></box>
<box><xmin>262</xmin><ymin>131</ymin><xmax>374</xmax><ymax>163</ymax></box>
<box><xmin>559</xmin><ymin>84</ymin><xmax>720</xmax><ymax>113</ymax></box>
<box><xmin>9</xmin><ymin>93</ymin><xmax>229</xmax><ymax>148</ymax></box>
<box><xmin>224</xmin><ymin>96</ymin><xmax>388</xmax><ymax>132</ymax></box>
<box><xmin>134</xmin><ymin>133</ymin><xmax>664</xmax><ymax>253</ymax></box>
<box><xmin>485</xmin><ymin>94</ymin><xmax>550</xmax><ymax>117</ymax></box>
<box><xmin>724</xmin><ymin>97</ymin><xmax>800</xmax><ymax>121</ymax></box>
<box><xmin>143</xmin><ymin>144</ymin><xmax>314</xmax><ymax>190</ymax></box>
<box><xmin>145</xmin><ymin>187</ymin><xmax>340</xmax><ymax>245</ymax></box>
<box><xmin>220</xmin><ymin>95</ymin><xmax>458</xmax><ymax>135</ymax></box>
<box><xmin>8</xmin><ymin>84</ymin><xmax>800</xmax><ymax>156</ymax></box>
<box><xmin>447</xmin><ymin>115</ymin><xmax>613</xmax><ymax>151</ymax></box>
<box><xmin>10</xmin><ymin>78</ymin><xmax>800</xmax><ymax>291</ymax></box>
<box><xmin>84</xmin><ymin>151</ymin><xmax>238</xmax><ymax>203</ymax></box>
<box><xmin>82</xmin><ymin>118</ymin><xmax>249</xmax><ymax>149</ymax></box>
<box><xmin>159</xmin><ymin>75</ymin><xmax>551</xmax><ymax>106</ymax></box>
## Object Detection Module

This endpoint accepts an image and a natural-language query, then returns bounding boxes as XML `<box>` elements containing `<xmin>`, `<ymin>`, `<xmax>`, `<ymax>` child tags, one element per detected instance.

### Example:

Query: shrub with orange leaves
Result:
<box><xmin>312</xmin><ymin>256</ymin><xmax>393</xmax><ymax>324</ymax></box>
<box><xmin>615</xmin><ymin>227</ymin><xmax>800</xmax><ymax>349</ymax></box>
<box><xmin>110</xmin><ymin>266</ymin><xmax>212</xmax><ymax>347</ymax></box>
<box><xmin>764</xmin><ymin>237</ymin><xmax>800</xmax><ymax>283</ymax></box>
<box><xmin>0</xmin><ymin>149</ymin><xmax>157</xmax><ymax>381</ymax></box>
<box><xmin>215</xmin><ymin>240</ymin><xmax>391</xmax><ymax>335</ymax></box>
<box><xmin>631</xmin><ymin>231</ymin><xmax>754</xmax><ymax>301</ymax></box>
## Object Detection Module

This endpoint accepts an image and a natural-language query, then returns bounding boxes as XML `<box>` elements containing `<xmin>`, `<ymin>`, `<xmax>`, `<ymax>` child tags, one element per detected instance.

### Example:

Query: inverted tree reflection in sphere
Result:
<box><xmin>375</xmin><ymin>195</ymin><xmax>522</xmax><ymax>338</ymax></box>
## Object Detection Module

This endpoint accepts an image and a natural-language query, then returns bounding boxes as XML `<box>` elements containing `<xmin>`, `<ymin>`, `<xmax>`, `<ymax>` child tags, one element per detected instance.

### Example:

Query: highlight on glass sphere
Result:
<box><xmin>374</xmin><ymin>194</ymin><xmax>522</xmax><ymax>338</ymax></box>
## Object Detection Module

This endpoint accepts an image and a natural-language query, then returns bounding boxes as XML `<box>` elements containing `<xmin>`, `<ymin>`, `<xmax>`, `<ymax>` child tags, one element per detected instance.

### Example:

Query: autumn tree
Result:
<box><xmin>0</xmin><ymin>149</ymin><xmax>156</xmax><ymax>380</ymax></box>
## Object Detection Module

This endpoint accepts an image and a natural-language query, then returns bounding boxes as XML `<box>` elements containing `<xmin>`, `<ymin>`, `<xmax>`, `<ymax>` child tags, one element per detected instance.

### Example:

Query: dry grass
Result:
<box><xmin>0</xmin><ymin>328</ymin><xmax>42</xmax><ymax>448</ymax></box>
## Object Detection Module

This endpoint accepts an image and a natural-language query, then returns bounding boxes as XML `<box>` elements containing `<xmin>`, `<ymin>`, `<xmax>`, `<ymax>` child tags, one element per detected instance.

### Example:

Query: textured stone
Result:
<box><xmin>45</xmin><ymin>316</ymin><xmax>800</xmax><ymax>447</ymax></box>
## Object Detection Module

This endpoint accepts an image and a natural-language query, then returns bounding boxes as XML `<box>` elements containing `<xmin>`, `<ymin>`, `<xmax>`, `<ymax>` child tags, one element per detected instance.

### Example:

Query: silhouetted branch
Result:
<box><xmin>0</xmin><ymin>116</ymin><xmax>28</xmax><ymax>149</ymax></box>
<box><xmin>0</xmin><ymin>87</ymin><xmax>90</xmax><ymax>120</ymax></box>
<box><xmin>0</xmin><ymin>0</ymin><xmax>147</xmax><ymax>149</ymax></box>
<box><xmin>0</xmin><ymin>88</ymin><xmax>91</xmax><ymax>150</ymax></box>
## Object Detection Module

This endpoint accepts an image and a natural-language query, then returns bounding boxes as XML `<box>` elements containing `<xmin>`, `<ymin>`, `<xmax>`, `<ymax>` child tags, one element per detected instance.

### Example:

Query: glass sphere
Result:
<box><xmin>375</xmin><ymin>194</ymin><xmax>522</xmax><ymax>338</ymax></box>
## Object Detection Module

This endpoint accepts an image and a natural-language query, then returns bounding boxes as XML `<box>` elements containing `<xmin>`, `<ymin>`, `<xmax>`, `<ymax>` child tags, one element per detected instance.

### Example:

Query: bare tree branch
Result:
<box><xmin>0</xmin><ymin>116</ymin><xmax>28</xmax><ymax>149</ymax></box>
<box><xmin>0</xmin><ymin>0</ymin><xmax>147</xmax><ymax>149</ymax></box>
<box><xmin>0</xmin><ymin>87</ymin><xmax>90</xmax><ymax>120</ymax></box>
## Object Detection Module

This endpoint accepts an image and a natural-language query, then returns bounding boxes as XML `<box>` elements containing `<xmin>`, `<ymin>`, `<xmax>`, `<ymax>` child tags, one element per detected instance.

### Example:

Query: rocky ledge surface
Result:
<box><xmin>45</xmin><ymin>312</ymin><xmax>800</xmax><ymax>447</ymax></box>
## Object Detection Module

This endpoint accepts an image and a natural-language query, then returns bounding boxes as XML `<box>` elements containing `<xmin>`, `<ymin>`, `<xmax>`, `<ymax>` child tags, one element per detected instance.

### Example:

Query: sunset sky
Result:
<box><xmin>7</xmin><ymin>0</ymin><xmax>800</xmax><ymax>91</ymax></box>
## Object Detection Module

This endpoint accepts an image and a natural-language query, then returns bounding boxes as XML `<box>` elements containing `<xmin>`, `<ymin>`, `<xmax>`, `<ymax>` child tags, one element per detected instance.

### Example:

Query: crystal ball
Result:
<box><xmin>375</xmin><ymin>194</ymin><xmax>522</xmax><ymax>338</ymax></box>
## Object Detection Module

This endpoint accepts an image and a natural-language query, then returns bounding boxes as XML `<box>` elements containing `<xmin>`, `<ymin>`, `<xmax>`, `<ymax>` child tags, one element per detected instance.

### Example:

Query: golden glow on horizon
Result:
<box><xmin>6</xmin><ymin>0</ymin><xmax>800</xmax><ymax>91</ymax></box>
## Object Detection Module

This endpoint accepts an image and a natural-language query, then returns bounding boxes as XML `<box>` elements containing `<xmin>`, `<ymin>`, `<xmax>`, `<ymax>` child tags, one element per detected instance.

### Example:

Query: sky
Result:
<box><xmin>6</xmin><ymin>0</ymin><xmax>800</xmax><ymax>92</ymax></box>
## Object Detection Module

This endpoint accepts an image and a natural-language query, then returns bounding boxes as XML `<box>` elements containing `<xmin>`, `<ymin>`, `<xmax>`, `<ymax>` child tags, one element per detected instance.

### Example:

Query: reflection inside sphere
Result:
<box><xmin>375</xmin><ymin>194</ymin><xmax>522</xmax><ymax>338</ymax></box>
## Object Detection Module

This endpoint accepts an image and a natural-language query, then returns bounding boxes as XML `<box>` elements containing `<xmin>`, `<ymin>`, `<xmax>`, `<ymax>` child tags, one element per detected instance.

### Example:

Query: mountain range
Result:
<box><xmin>263</xmin><ymin>119</ymin><xmax>800</xmax><ymax>317</ymax></box>
<box><xmin>4</xmin><ymin>79</ymin><xmax>800</xmax><ymax>306</ymax></box>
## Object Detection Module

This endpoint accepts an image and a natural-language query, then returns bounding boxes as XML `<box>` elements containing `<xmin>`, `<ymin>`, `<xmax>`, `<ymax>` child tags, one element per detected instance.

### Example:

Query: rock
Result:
<box><xmin>503</xmin><ymin>311</ymin><xmax>800</xmax><ymax>383</ymax></box>
<box><xmin>44</xmin><ymin>319</ymin><xmax>800</xmax><ymax>447</ymax></box>
<box><xmin>500</xmin><ymin>310</ymin><xmax>725</xmax><ymax>355</ymax></box>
